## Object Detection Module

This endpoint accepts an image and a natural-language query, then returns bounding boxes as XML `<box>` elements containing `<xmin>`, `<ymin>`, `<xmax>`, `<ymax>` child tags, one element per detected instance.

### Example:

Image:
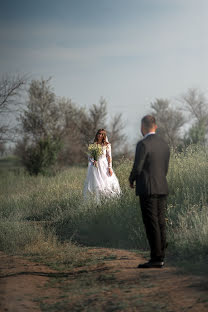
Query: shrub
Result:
<box><xmin>22</xmin><ymin>137</ymin><xmax>62</xmax><ymax>175</ymax></box>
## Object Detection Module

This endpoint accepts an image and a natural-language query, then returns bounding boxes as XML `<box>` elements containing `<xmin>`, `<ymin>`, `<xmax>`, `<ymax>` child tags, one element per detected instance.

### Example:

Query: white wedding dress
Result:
<box><xmin>83</xmin><ymin>143</ymin><xmax>121</xmax><ymax>202</ymax></box>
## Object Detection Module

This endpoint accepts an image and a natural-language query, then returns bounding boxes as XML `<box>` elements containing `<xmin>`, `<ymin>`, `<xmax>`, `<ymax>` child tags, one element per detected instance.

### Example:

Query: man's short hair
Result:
<box><xmin>141</xmin><ymin>115</ymin><xmax>156</xmax><ymax>129</ymax></box>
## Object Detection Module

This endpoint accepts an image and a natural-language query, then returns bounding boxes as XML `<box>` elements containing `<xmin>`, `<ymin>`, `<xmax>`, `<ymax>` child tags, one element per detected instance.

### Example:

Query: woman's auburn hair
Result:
<box><xmin>94</xmin><ymin>129</ymin><xmax>108</xmax><ymax>145</ymax></box>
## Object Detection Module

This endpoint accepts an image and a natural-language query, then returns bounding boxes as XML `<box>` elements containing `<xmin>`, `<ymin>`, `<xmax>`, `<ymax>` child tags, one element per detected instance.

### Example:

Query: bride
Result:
<box><xmin>83</xmin><ymin>129</ymin><xmax>121</xmax><ymax>202</ymax></box>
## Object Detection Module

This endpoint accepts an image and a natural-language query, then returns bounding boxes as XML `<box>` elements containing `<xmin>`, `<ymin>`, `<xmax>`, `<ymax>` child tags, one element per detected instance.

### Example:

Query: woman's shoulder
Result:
<box><xmin>106</xmin><ymin>143</ymin><xmax>111</xmax><ymax>151</ymax></box>
<box><xmin>102</xmin><ymin>142</ymin><xmax>111</xmax><ymax>150</ymax></box>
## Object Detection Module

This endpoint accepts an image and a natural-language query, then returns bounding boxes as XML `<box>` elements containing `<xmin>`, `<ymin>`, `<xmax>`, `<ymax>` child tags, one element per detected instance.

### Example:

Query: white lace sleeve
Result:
<box><xmin>106</xmin><ymin>143</ymin><xmax>112</xmax><ymax>168</ymax></box>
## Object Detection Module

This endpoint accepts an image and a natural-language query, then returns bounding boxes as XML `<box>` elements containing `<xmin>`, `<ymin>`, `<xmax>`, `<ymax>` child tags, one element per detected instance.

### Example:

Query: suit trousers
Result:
<box><xmin>139</xmin><ymin>194</ymin><xmax>167</xmax><ymax>262</ymax></box>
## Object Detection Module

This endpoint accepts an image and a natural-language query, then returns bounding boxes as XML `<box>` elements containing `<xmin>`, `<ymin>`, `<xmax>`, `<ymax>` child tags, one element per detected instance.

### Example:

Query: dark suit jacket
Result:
<box><xmin>129</xmin><ymin>134</ymin><xmax>170</xmax><ymax>196</ymax></box>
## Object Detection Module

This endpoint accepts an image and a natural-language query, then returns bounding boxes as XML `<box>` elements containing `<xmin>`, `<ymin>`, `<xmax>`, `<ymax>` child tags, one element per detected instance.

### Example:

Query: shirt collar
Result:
<box><xmin>143</xmin><ymin>132</ymin><xmax>156</xmax><ymax>139</ymax></box>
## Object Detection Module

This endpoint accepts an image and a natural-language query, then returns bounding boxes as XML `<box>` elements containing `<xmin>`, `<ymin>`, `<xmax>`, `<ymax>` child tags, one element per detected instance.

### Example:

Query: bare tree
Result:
<box><xmin>58</xmin><ymin>97</ymin><xmax>127</xmax><ymax>164</ymax></box>
<box><xmin>108</xmin><ymin>113</ymin><xmax>126</xmax><ymax>150</ymax></box>
<box><xmin>56</xmin><ymin>97</ymin><xmax>87</xmax><ymax>164</ymax></box>
<box><xmin>0</xmin><ymin>74</ymin><xmax>27</xmax><ymax>142</ymax></box>
<box><xmin>151</xmin><ymin>98</ymin><xmax>185</xmax><ymax>148</ymax></box>
<box><xmin>181</xmin><ymin>88</ymin><xmax>208</xmax><ymax>122</ymax></box>
<box><xmin>78</xmin><ymin>98</ymin><xmax>127</xmax><ymax>155</ymax></box>
<box><xmin>89</xmin><ymin>97</ymin><xmax>108</xmax><ymax>133</ymax></box>
<box><xmin>79</xmin><ymin>97</ymin><xmax>108</xmax><ymax>144</ymax></box>
<box><xmin>180</xmin><ymin>88</ymin><xmax>208</xmax><ymax>145</ymax></box>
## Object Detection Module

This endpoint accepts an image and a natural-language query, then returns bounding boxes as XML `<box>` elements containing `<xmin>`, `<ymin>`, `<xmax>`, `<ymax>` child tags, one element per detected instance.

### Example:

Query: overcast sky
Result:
<box><xmin>1</xmin><ymin>0</ymin><xmax>208</xmax><ymax>145</ymax></box>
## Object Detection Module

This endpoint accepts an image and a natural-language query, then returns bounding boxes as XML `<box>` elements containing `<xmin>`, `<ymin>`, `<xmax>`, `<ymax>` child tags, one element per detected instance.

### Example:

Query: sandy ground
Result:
<box><xmin>0</xmin><ymin>249</ymin><xmax>207</xmax><ymax>312</ymax></box>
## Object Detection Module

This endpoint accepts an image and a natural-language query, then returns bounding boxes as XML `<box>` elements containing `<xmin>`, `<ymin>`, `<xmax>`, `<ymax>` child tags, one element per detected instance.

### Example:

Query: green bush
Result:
<box><xmin>22</xmin><ymin>137</ymin><xmax>62</xmax><ymax>175</ymax></box>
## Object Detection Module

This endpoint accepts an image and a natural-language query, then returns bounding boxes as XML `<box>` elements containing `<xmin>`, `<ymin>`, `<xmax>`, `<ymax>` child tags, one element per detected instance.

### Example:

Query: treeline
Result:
<box><xmin>150</xmin><ymin>91</ymin><xmax>208</xmax><ymax>149</ymax></box>
<box><xmin>0</xmin><ymin>76</ymin><xmax>129</xmax><ymax>174</ymax></box>
<box><xmin>1</xmin><ymin>74</ymin><xmax>208</xmax><ymax>174</ymax></box>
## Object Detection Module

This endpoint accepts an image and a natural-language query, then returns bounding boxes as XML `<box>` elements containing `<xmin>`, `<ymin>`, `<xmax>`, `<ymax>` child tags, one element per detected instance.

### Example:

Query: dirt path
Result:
<box><xmin>0</xmin><ymin>249</ymin><xmax>207</xmax><ymax>312</ymax></box>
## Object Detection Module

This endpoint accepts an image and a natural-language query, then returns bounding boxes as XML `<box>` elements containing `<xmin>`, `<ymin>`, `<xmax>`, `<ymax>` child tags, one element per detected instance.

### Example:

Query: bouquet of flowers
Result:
<box><xmin>88</xmin><ymin>143</ymin><xmax>103</xmax><ymax>168</ymax></box>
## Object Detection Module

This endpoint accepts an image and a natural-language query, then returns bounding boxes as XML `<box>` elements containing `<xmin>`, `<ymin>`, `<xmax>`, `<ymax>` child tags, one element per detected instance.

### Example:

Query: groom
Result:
<box><xmin>129</xmin><ymin>115</ymin><xmax>170</xmax><ymax>268</ymax></box>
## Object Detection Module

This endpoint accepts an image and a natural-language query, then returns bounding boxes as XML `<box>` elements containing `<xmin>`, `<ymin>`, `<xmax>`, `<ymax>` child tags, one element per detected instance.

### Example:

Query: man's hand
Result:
<box><xmin>130</xmin><ymin>182</ymin><xmax>135</xmax><ymax>189</ymax></box>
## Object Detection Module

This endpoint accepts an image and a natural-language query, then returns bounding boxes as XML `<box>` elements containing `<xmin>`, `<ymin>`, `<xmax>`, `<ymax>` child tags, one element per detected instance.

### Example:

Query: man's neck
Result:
<box><xmin>143</xmin><ymin>131</ymin><xmax>156</xmax><ymax>139</ymax></box>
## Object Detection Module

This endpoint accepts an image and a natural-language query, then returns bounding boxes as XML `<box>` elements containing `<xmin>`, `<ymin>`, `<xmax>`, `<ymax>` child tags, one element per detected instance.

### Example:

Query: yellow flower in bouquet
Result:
<box><xmin>88</xmin><ymin>143</ymin><xmax>103</xmax><ymax>167</ymax></box>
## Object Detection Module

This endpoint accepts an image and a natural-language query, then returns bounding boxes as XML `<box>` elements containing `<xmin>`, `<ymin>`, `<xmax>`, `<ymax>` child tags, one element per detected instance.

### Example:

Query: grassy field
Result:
<box><xmin>0</xmin><ymin>146</ymin><xmax>208</xmax><ymax>273</ymax></box>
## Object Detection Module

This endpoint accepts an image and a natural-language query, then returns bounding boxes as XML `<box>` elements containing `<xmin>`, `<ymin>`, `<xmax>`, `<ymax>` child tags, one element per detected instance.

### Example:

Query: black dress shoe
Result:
<box><xmin>137</xmin><ymin>261</ymin><xmax>164</xmax><ymax>268</ymax></box>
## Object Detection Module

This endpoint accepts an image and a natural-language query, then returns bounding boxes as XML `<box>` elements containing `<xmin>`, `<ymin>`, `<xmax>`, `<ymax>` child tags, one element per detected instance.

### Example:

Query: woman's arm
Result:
<box><xmin>88</xmin><ymin>156</ymin><xmax>97</xmax><ymax>166</ymax></box>
<box><xmin>106</xmin><ymin>144</ymin><xmax>113</xmax><ymax>176</ymax></box>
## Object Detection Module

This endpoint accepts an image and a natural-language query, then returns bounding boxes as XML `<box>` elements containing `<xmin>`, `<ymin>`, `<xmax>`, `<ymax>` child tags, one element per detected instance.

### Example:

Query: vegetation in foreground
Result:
<box><xmin>0</xmin><ymin>145</ymin><xmax>208</xmax><ymax>275</ymax></box>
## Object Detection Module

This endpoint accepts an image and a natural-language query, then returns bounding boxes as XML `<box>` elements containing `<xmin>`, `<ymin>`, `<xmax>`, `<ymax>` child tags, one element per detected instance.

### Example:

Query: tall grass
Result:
<box><xmin>0</xmin><ymin>145</ymin><xmax>208</xmax><ymax>270</ymax></box>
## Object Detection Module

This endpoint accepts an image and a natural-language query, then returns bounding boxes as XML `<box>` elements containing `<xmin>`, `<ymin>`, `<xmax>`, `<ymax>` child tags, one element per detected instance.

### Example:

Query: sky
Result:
<box><xmin>0</xmin><ymin>0</ymin><xmax>208</xmax><ymax>145</ymax></box>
